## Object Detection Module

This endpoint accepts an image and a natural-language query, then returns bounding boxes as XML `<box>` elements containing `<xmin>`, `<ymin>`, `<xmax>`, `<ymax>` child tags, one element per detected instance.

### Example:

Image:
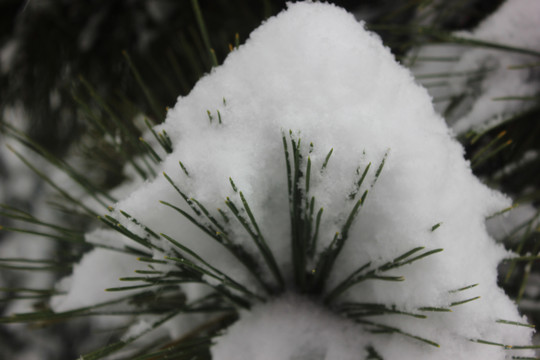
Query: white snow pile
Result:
<box><xmin>51</xmin><ymin>2</ymin><xmax>533</xmax><ymax>359</ymax></box>
<box><xmin>411</xmin><ymin>0</ymin><xmax>540</xmax><ymax>133</ymax></box>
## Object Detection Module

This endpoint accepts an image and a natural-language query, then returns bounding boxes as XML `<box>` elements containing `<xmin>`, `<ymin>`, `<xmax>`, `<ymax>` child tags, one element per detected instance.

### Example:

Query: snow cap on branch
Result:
<box><xmin>53</xmin><ymin>2</ymin><xmax>533</xmax><ymax>359</ymax></box>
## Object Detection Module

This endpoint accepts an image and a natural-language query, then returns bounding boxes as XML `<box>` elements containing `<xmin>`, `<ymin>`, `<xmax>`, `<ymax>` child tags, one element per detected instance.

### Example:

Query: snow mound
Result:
<box><xmin>54</xmin><ymin>2</ymin><xmax>533</xmax><ymax>359</ymax></box>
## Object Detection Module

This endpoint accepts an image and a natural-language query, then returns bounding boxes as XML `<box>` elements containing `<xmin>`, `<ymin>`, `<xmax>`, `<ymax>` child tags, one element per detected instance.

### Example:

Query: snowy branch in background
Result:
<box><xmin>410</xmin><ymin>0</ymin><xmax>540</xmax><ymax>134</ymax></box>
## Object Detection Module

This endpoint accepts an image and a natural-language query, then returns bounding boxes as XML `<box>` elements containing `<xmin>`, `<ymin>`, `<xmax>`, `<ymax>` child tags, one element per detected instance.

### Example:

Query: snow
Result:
<box><xmin>213</xmin><ymin>293</ymin><xmax>369</xmax><ymax>360</ymax></box>
<box><xmin>53</xmin><ymin>2</ymin><xmax>533</xmax><ymax>359</ymax></box>
<box><xmin>121</xmin><ymin>319</ymin><xmax>153</xmax><ymax>341</ymax></box>
<box><xmin>50</xmin><ymin>245</ymin><xmax>140</xmax><ymax>312</ymax></box>
<box><xmin>487</xmin><ymin>203</ymin><xmax>539</xmax><ymax>242</ymax></box>
<box><xmin>410</xmin><ymin>0</ymin><xmax>540</xmax><ymax>133</ymax></box>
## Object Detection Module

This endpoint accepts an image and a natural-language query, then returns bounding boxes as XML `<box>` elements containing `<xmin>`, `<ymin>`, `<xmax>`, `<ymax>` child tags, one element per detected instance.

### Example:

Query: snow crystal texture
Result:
<box><xmin>53</xmin><ymin>2</ymin><xmax>533</xmax><ymax>359</ymax></box>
